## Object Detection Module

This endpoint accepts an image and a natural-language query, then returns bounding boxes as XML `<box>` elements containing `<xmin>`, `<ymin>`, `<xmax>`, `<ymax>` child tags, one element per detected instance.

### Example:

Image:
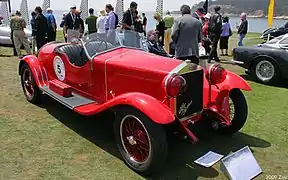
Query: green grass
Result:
<box><xmin>0</xmin><ymin>32</ymin><xmax>288</xmax><ymax>179</ymax></box>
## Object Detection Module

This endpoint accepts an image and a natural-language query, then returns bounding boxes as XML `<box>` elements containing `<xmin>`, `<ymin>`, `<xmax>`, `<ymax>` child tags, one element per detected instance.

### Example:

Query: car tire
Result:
<box><xmin>252</xmin><ymin>58</ymin><xmax>280</xmax><ymax>84</ymax></box>
<box><xmin>20</xmin><ymin>63</ymin><xmax>41</xmax><ymax>103</ymax></box>
<box><xmin>113</xmin><ymin>106</ymin><xmax>168</xmax><ymax>176</ymax></box>
<box><xmin>218</xmin><ymin>89</ymin><xmax>248</xmax><ymax>135</ymax></box>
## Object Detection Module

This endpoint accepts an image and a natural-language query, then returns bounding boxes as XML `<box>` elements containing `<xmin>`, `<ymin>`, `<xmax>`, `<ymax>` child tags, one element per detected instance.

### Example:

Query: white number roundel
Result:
<box><xmin>53</xmin><ymin>56</ymin><xmax>66</xmax><ymax>81</ymax></box>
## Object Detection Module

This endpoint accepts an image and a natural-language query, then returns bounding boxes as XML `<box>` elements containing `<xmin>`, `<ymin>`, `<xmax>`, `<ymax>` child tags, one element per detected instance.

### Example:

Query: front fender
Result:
<box><xmin>74</xmin><ymin>92</ymin><xmax>175</xmax><ymax>124</ymax></box>
<box><xmin>218</xmin><ymin>71</ymin><xmax>252</xmax><ymax>91</ymax></box>
<box><xmin>19</xmin><ymin>55</ymin><xmax>48</xmax><ymax>87</ymax></box>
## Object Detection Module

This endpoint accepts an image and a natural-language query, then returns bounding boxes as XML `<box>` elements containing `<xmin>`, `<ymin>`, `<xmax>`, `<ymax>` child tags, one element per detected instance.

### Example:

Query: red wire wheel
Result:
<box><xmin>120</xmin><ymin>115</ymin><xmax>151</xmax><ymax>163</ymax></box>
<box><xmin>20</xmin><ymin>64</ymin><xmax>41</xmax><ymax>103</ymax></box>
<box><xmin>113</xmin><ymin>107</ymin><xmax>168</xmax><ymax>175</ymax></box>
<box><xmin>22</xmin><ymin>68</ymin><xmax>35</xmax><ymax>99</ymax></box>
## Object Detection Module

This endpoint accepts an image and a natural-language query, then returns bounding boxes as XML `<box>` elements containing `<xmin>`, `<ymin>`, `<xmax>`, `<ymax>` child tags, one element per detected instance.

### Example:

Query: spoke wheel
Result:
<box><xmin>253</xmin><ymin>58</ymin><xmax>280</xmax><ymax>84</ymax></box>
<box><xmin>22</xmin><ymin>69</ymin><xmax>35</xmax><ymax>99</ymax></box>
<box><xmin>255</xmin><ymin>60</ymin><xmax>275</xmax><ymax>82</ymax></box>
<box><xmin>113</xmin><ymin>107</ymin><xmax>167</xmax><ymax>176</ymax></box>
<box><xmin>20</xmin><ymin>64</ymin><xmax>41</xmax><ymax>103</ymax></box>
<box><xmin>218</xmin><ymin>89</ymin><xmax>248</xmax><ymax>135</ymax></box>
<box><xmin>229</xmin><ymin>98</ymin><xmax>235</xmax><ymax>121</ymax></box>
<box><xmin>120</xmin><ymin>115</ymin><xmax>151</xmax><ymax>164</ymax></box>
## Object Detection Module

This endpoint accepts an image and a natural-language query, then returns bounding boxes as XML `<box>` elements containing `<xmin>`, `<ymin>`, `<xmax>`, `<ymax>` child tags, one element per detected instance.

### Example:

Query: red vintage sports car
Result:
<box><xmin>19</xmin><ymin>30</ymin><xmax>251</xmax><ymax>175</ymax></box>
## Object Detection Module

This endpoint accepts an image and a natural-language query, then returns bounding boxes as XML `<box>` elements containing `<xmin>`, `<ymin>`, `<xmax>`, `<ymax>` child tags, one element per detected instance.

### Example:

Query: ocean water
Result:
<box><xmin>40</xmin><ymin>11</ymin><xmax>288</xmax><ymax>33</ymax></box>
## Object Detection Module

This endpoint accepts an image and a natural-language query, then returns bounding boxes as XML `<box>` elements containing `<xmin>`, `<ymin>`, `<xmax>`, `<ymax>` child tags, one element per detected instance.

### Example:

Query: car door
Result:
<box><xmin>53</xmin><ymin>45</ymin><xmax>99</xmax><ymax>100</ymax></box>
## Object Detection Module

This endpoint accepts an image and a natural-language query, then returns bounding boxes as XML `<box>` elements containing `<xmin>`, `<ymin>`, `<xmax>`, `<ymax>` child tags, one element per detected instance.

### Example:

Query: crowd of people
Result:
<box><xmin>148</xmin><ymin>5</ymin><xmax>249</xmax><ymax>64</ymax></box>
<box><xmin>8</xmin><ymin>1</ymin><xmax>248</xmax><ymax>64</ymax></box>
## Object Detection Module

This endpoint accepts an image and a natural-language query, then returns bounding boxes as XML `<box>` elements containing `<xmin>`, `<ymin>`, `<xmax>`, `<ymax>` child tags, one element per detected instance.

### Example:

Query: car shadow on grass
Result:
<box><xmin>240</xmin><ymin>74</ymin><xmax>288</xmax><ymax>89</ymax></box>
<box><xmin>38</xmin><ymin>96</ymin><xmax>271</xmax><ymax>180</ymax></box>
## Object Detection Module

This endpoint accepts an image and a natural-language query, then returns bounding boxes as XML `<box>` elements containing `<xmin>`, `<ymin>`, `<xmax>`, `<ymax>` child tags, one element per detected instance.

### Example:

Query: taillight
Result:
<box><xmin>205</xmin><ymin>64</ymin><xmax>227</xmax><ymax>85</ymax></box>
<box><xmin>165</xmin><ymin>74</ymin><xmax>187</xmax><ymax>98</ymax></box>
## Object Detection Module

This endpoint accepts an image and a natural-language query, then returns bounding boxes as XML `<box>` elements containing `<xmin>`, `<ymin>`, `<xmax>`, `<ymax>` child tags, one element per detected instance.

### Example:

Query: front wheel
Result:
<box><xmin>218</xmin><ymin>89</ymin><xmax>248</xmax><ymax>135</ymax></box>
<box><xmin>113</xmin><ymin>107</ymin><xmax>168</xmax><ymax>176</ymax></box>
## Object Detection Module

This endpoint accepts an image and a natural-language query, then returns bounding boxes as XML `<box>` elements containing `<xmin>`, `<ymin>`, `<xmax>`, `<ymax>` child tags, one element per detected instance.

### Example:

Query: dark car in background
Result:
<box><xmin>261</xmin><ymin>22</ymin><xmax>288</xmax><ymax>41</ymax></box>
<box><xmin>232</xmin><ymin>34</ymin><xmax>288</xmax><ymax>84</ymax></box>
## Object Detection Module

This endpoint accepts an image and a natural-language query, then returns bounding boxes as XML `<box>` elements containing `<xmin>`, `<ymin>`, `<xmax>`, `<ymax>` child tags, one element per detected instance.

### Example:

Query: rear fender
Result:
<box><xmin>74</xmin><ymin>92</ymin><xmax>175</xmax><ymax>124</ymax></box>
<box><xmin>19</xmin><ymin>55</ymin><xmax>48</xmax><ymax>87</ymax></box>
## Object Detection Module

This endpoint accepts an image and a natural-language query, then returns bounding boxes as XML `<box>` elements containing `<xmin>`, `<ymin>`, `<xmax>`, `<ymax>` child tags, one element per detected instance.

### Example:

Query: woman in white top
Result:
<box><xmin>97</xmin><ymin>9</ymin><xmax>107</xmax><ymax>34</ymax></box>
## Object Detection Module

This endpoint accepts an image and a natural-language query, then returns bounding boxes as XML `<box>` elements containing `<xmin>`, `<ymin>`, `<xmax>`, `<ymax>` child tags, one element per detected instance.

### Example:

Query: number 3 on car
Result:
<box><xmin>18</xmin><ymin>30</ymin><xmax>252</xmax><ymax>176</ymax></box>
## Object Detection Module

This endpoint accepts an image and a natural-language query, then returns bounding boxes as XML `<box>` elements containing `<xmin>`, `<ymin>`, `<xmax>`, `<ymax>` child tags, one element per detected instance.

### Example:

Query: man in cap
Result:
<box><xmin>208</xmin><ymin>5</ymin><xmax>222</xmax><ymax>63</ymax></box>
<box><xmin>63</xmin><ymin>5</ymin><xmax>81</xmax><ymax>43</ymax></box>
<box><xmin>45</xmin><ymin>8</ymin><xmax>57</xmax><ymax>42</ymax></box>
<box><xmin>171</xmin><ymin>5</ymin><xmax>202</xmax><ymax>64</ymax></box>
<box><xmin>192</xmin><ymin>7</ymin><xmax>205</xmax><ymax>22</ymax></box>
<box><xmin>10</xmin><ymin>11</ymin><xmax>31</xmax><ymax>57</ymax></box>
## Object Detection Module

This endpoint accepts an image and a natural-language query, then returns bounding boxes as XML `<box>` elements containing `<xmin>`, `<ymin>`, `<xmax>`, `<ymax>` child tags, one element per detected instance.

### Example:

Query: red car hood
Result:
<box><xmin>105</xmin><ymin>49</ymin><xmax>182</xmax><ymax>74</ymax></box>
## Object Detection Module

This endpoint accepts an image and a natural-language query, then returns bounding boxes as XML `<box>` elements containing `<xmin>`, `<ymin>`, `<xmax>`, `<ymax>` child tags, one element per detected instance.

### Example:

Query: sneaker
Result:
<box><xmin>215</xmin><ymin>58</ymin><xmax>221</xmax><ymax>62</ymax></box>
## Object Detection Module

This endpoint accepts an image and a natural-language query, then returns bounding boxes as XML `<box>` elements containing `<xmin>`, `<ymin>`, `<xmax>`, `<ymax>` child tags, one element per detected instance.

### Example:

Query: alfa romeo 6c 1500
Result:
<box><xmin>19</xmin><ymin>30</ymin><xmax>251</xmax><ymax>175</ymax></box>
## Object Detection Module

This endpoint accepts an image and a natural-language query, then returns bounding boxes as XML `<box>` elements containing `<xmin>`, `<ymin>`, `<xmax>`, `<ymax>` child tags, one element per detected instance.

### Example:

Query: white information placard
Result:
<box><xmin>194</xmin><ymin>151</ymin><xmax>224</xmax><ymax>167</ymax></box>
<box><xmin>220</xmin><ymin>146</ymin><xmax>262</xmax><ymax>180</ymax></box>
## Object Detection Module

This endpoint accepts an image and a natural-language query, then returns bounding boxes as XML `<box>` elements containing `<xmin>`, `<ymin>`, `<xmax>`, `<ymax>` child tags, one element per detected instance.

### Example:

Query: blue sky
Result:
<box><xmin>10</xmin><ymin>0</ymin><xmax>202</xmax><ymax>11</ymax></box>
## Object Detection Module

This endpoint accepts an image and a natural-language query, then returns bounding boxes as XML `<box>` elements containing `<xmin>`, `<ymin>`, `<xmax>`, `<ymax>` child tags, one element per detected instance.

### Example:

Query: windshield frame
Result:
<box><xmin>81</xmin><ymin>30</ymin><xmax>147</xmax><ymax>60</ymax></box>
<box><xmin>266</xmin><ymin>35</ymin><xmax>284</xmax><ymax>45</ymax></box>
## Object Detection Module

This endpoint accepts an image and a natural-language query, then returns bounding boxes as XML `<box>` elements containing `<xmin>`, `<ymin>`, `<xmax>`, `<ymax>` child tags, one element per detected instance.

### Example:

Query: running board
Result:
<box><xmin>40</xmin><ymin>86</ymin><xmax>96</xmax><ymax>109</ymax></box>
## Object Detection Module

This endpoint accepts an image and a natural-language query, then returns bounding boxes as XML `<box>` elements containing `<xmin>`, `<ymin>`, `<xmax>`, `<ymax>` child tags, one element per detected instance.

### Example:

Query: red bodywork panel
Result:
<box><xmin>74</xmin><ymin>92</ymin><xmax>175</xmax><ymax>124</ymax></box>
<box><xmin>20</xmin><ymin>42</ymin><xmax>251</xmax><ymax>129</ymax></box>
<box><xmin>49</xmin><ymin>79</ymin><xmax>73</xmax><ymax>97</ymax></box>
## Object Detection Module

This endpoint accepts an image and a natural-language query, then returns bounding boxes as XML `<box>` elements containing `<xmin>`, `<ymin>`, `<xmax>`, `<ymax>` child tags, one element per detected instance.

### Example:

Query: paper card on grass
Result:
<box><xmin>194</xmin><ymin>151</ymin><xmax>224</xmax><ymax>167</ymax></box>
<box><xmin>220</xmin><ymin>146</ymin><xmax>262</xmax><ymax>180</ymax></box>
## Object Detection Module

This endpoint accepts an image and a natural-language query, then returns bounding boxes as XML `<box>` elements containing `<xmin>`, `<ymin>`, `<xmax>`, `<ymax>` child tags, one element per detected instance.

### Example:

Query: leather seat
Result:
<box><xmin>58</xmin><ymin>44</ymin><xmax>89</xmax><ymax>67</ymax></box>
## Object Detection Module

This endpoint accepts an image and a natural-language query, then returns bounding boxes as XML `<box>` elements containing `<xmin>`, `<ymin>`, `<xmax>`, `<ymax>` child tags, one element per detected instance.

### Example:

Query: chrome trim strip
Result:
<box><xmin>38</xmin><ymin>66</ymin><xmax>44</xmax><ymax>85</ymax></box>
<box><xmin>33</xmin><ymin>67</ymin><xmax>40</xmax><ymax>86</ymax></box>
<box><xmin>179</xmin><ymin>111</ymin><xmax>202</xmax><ymax>122</ymax></box>
<box><xmin>231</xmin><ymin>60</ymin><xmax>244</xmax><ymax>65</ymax></box>
<box><xmin>43</xmin><ymin>67</ymin><xmax>49</xmax><ymax>84</ymax></box>
<box><xmin>164</xmin><ymin>61</ymin><xmax>188</xmax><ymax>93</ymax></box>
<box><xmin>104</xmin><ymin>51</ymin><xmax>131</xmax><ymax>101</ymax></box>
<box><xmin>169</xmin><ymin>61</ymin><xmax>188</xmax><ymax>75</ymax></box>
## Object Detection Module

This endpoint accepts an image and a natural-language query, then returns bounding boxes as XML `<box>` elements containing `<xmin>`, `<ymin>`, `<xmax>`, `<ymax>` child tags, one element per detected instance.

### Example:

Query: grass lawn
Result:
<box><xmin>0</xmin><ymin>32</ymin><xmax>288</xmax><ymax>180</ymax></box>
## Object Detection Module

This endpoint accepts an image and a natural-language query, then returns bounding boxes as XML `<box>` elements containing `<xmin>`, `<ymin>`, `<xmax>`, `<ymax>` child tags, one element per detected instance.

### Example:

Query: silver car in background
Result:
<box><xmin>0</xmin><ymin>24</ymin><xmax>32</xmax><ymax>46</ymax></box>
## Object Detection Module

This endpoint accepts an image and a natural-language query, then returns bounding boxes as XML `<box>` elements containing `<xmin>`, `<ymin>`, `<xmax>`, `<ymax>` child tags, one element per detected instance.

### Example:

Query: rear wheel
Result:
<box><xmin>217</xmin><ymin>89</ymin><xmax>248</xmax><ymax>135</ymax></box>
<box><xmin>20</xmin><ymin>64</ymin><xmax>41</xmax><ymax>103</ymax></box>
<box><xmin>113</xmin><ymin>107</ymin><xmax>168</xmax><ymax>176</ymax></box>
<box><xmin>252</xmin><ymin>58</ymin><xmax>280</xmax><ymax>84</ymax></box>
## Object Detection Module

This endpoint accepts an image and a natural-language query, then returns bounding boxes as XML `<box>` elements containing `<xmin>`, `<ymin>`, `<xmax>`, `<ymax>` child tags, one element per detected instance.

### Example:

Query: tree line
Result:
<box><xmin>192</xmin><ymin>0</ymin><xmax>288</xmax><ymax>16</ymax></box>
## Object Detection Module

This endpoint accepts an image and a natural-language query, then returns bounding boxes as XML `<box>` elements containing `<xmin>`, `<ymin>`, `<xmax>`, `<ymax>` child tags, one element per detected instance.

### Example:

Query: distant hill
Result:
<box><xmin>187</xmin><ymin>0</ymin><xmax>288</xmax><ymax>17</ymax></box>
